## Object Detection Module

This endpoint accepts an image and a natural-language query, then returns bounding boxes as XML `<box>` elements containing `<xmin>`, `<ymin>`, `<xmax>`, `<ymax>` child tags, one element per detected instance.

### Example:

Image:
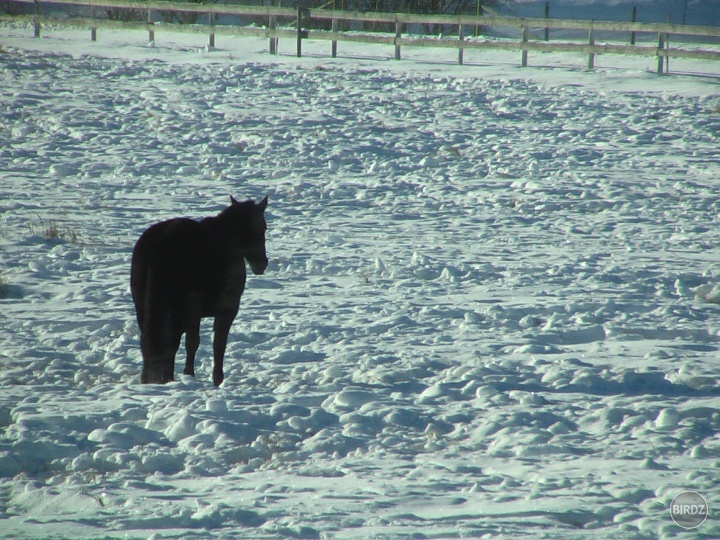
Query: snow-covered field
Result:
<box><xmin>1</xmin><ymin>15</ymin><xmax>720</xmax><ymax>539</ymax></box>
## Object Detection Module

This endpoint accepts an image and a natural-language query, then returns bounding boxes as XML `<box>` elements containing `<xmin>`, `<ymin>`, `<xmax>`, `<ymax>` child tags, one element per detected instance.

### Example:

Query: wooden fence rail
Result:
<box><xmin>6</xmin><ymin>0</ymin><xmax>720</xmax><ymax>73</ymax></box>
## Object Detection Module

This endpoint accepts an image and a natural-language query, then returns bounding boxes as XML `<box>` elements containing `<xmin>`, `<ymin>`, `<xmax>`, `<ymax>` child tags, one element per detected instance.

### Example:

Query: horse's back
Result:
<box><xmin>133</xmin><ymin>218</ymin><xmax>208</xmax><ymax>262</ymax></box>
<box><xmin>131</xmin><ymin>218</ymin><xmax>220</xmax><ymax>318</ymax></box>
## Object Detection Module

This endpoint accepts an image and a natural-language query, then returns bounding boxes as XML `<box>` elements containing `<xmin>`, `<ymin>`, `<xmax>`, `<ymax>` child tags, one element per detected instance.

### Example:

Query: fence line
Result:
<box><xmin>6</xmin><ymin>0</ymin><xmax>720</xmax><ymax>73</ymax></box>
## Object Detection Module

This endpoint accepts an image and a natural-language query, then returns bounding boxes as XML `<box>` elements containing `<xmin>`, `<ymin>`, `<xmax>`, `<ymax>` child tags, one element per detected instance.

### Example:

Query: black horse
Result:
<box><xmin>130</xmin><ymin>196</ymin><xmax>268</xmax><ymax>386</ymax></box>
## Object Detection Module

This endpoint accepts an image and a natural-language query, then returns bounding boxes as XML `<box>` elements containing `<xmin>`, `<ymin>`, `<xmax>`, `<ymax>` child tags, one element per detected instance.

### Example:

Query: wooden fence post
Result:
<box><xmin>90</xmin><ymin>4</ymin><xmax>97</xmax><ymax>41</ymax></box>
<box><xmin>665</xmin><ymin>14</ymin><xmax>670</xmax><ymax>74</ymax></box>
<box><xmin>458</xmin><ymin>23</ymin><xmax>464</xmax><ymax>65</ymax></box>
<box><xmin>657</xmin><ymin>32</ymin><xmax>665</xmax><ymax>74</ymax></box>
<box><xmin>629</xmin><ymin>6</ymin><xmax>637</xmax><ymax>45</ymax></box>
<box><xmin>544</xmin><ymin>1</ymin><xmax>550</xmax><ymax>41</ymax></box>
<box><xmin>296</xmin><ymin>2</ymin><xmax>304</xmax><ymax>58</ymax></box>
<box><xmin>209</xmin><ymin>12</ymin><xmax>215</xmax><ymax>49</ymax></box>
<box><xmin>331</xmin><ymin>18</ymin><xmax>338</xmax><ymax>58</ymax></box>
<box><xmin>33</xmin><ymin>0</ymin><xmax>41</xmax><ymax>38</ymax></box>
<box><xmin>587</xmin><ymin>27</ymin><xmax>595</xmax><ymax>69</ymax></box>
<box><xmin>395</xmin><ymin>19</ymin><xmax>402</xmax><ymax>60</ymax></box>
<box><xmin>521</xmin><ymin>25</ymin><xmax>528</xmax><ymax>67</ymax></box>
<box><xmin>474</xmin><ymin>0</ymin><xmax>480</xmax><ymax>37</ymax></box>
<box><xmin>269</xmin><ymin>15</ymin><xmax>277</xmax><ymax>55</ymax></box>
<box><xmin>148</xmin><ymin>8</ymin><xmax>154</xmax><ymax>44</ymax></box>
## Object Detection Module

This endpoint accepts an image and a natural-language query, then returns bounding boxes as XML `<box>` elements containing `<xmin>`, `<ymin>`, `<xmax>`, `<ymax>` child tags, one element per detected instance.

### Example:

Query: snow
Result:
<box><xmin>1</xmin><ymin>11</ymin><xmax>720</xmax><ymax>540</ymax></box>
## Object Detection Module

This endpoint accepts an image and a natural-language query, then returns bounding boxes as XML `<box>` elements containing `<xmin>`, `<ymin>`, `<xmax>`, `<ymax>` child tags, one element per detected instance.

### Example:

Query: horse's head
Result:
<box><xmin>228</xmin><ymin>195</ymin><xmax>269</xmax><ymax>275</ymax></box>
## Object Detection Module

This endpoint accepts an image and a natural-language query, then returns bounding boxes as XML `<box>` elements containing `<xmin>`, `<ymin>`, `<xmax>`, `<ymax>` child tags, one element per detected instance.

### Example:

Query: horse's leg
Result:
<box><xmin>140</xmin><ymin>331</ymin><xmax>158</xmax><ymax>383</ymax></box>
<box><xmin>212</xmin><ymin>310</ymin><xmax>237</xmax><ymax>387</ymax></box>
<box><xmin>141</xmin><ymin>325</ymin><xmax>181</xmax><ymax>384</ymax></box>
<box><xmin>184</xmin><ymin>318</ymin><xmax>200</xmax><ymax>377</ymax></box>
<box><xmin>140</xmin><ymin>335</ymin><xmax>181</xmax><ymax>384</ymax></box>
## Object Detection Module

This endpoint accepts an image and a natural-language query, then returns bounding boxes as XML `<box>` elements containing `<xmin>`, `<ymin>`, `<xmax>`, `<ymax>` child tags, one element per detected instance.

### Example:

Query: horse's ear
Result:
<box><xmin>230</xmin><ymin>196</ymin><xmax>239</xmax><ymax>206</ymax></box>
<box><xmin>258</xmin><ymin>196</ymin><xmax>268</xmax><ymax>211</ymax></box>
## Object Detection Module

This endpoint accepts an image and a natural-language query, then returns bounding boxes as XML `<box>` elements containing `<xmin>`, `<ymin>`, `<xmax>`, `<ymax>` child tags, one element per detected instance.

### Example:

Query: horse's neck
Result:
<box><xmin>201</xmin><ymin>215</ymin><xmax>241</xmax><ymax>256</ymax></box>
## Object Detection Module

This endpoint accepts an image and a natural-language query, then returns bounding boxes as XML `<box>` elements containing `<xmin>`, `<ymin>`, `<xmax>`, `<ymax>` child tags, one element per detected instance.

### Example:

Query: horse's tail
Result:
<box><xmin>138</xmin><ymin>258</ymin><xmax>179</xmax><ymax>384</ymax></box>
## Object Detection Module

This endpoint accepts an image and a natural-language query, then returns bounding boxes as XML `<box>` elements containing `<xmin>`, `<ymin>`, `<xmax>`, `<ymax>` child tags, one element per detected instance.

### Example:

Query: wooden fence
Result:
<box><xmin>6</xmin><ymin>0</ymin><xmax>720</xmax><ymax>74</ymax></box>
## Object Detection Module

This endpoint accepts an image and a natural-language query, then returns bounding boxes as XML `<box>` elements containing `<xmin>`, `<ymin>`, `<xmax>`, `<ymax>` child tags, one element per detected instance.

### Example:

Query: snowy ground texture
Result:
<box><xmin>2</xmin><ymin>16</ymin><xmax>720</xmax><ymax>540</ymax></box>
